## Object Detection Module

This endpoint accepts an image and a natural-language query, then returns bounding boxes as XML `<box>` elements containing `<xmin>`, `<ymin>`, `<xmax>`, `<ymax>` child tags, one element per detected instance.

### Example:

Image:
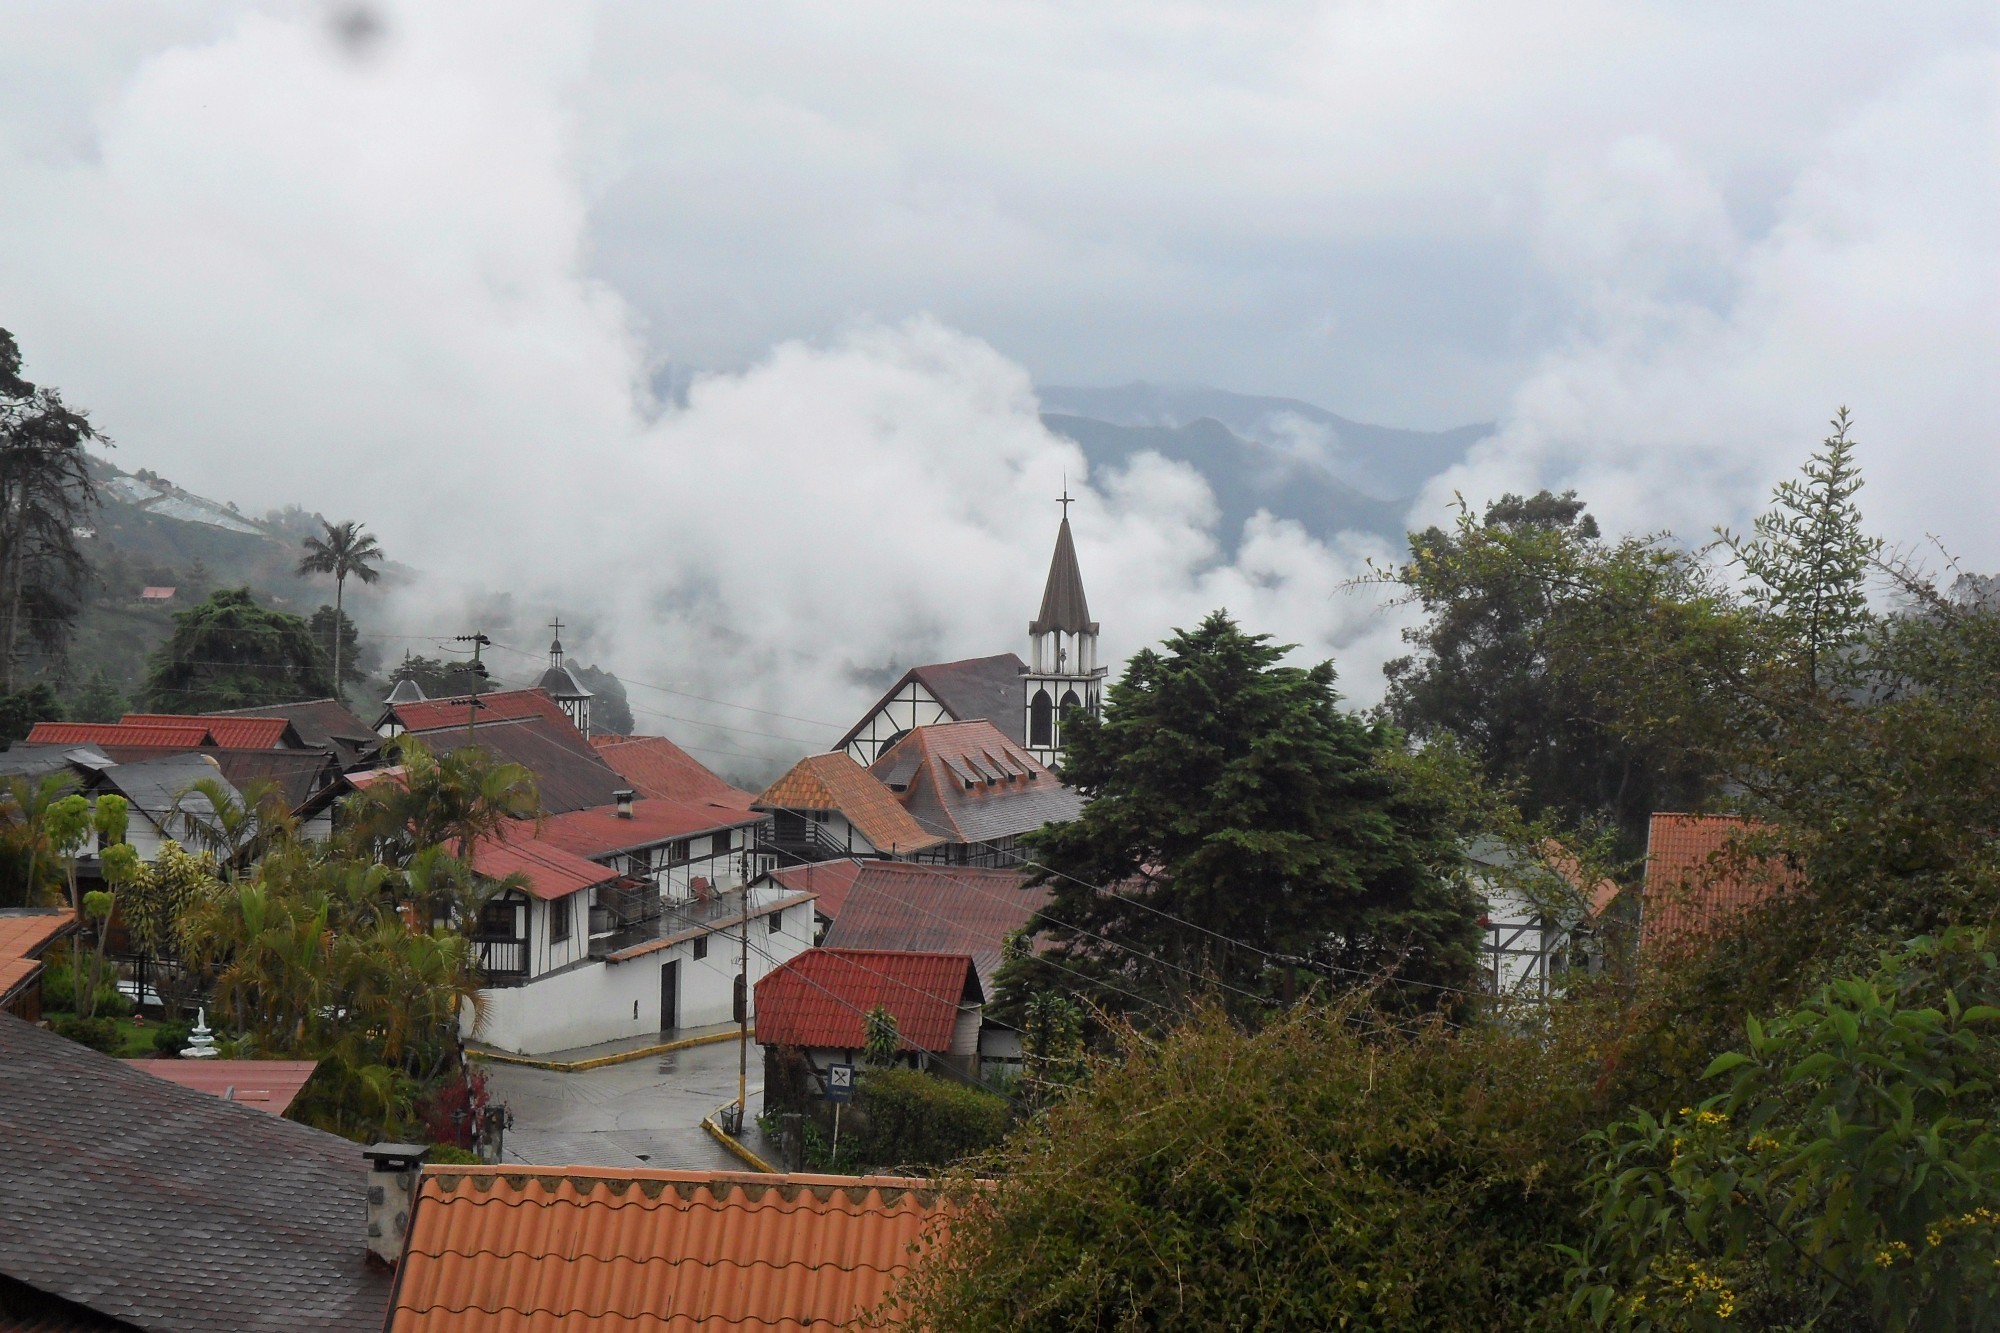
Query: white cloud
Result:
<box><xmin>0</xmin><ymin>2</ymin><xmax>1992</xmax><ymax>779</ymax></box>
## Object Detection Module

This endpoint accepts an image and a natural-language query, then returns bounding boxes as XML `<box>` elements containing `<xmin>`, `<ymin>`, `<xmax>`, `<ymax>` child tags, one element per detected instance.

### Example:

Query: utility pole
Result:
<box><xmin>452</xmin><ymin>632</ymin><xmax>491</xmax><ymax>741</ymax></box>
<box><xmin>736</xmin><ymin>889</ymin><xmax>749</xmax><ymax>1133</ymax></box>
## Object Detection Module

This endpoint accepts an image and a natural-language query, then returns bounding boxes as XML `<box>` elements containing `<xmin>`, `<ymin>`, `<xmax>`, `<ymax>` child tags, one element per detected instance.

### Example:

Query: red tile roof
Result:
<box><xmin>0</xmin><ymin>910</ymin><xmax>76</xmax><ymax>1004</ymax></box>
<box><xmin>385</xmin><ymin>688</ymin><xmax>572</xmax><ymax>735</ymax></box>
<box><xmin>755</xmin><ymin>949</ymin><xmax>979</xmax><ymax>1053</ymax></box>
<box><xmin>535</xmin><ymin>798</ymin><xmax>764</xmax><ymax>861</ymax></box>
<box><xmin>387</xmin><ymin>1167</ymin><xmax>943</xmax><ymax>1332</ymax></box>
<box><xmin>769</xmin><ymin>860</ymin><xmax>869</xmax><ymax>919</ymax></box>
<box><xmin>121</xmin><ymin>714</ymin><xmax>296</xmax><ymax>749</ymax></box>
<box><xmin>819</xmin><ymin>864</ymin><xmax>1050</xmax><ymax>994</ymax></box>
<box><xmin>756</xmin><ymin>753</ymin><xmax>944</xmax><ymax>854</ymax></box>
<box><xmin>120</xmin><ymin>1059</ymin><xmax>319</xmax><ymax>1116</ymax></box>
<box><xmin>590</xmin><ymin>734</ymin><xmax>755</xmax><ymax>809</ymax></box>
<box><xmin>24</xmin><ymin>721</ymin><xmax>215</xmax><ymax>749</ymax></box>
<box><xmin>871</xmin><ymin>720</ymin><xmax>1083</xmax><ymax>846</ymax></box>
<box><xmin>1642</xmin><ymin>813</ymin><xmax>1802</xmax><ymax>956</ymax></box>
<box><xmin>469</xmin><ymin>827</ymin><xmax>622</xmax><ymax>902</ymax></box>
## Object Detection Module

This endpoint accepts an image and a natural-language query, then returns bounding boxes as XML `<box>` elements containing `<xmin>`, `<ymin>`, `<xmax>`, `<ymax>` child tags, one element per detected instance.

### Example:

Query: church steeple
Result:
<box><xmin>535</xmin><ymin>614</ymin><xmax>595</xmax><ymax>735</ymax></box>
<box><xmin>1023</xmin><ymin>488</ymin><xmax>1105</xmax><ymax>768</ymax></box>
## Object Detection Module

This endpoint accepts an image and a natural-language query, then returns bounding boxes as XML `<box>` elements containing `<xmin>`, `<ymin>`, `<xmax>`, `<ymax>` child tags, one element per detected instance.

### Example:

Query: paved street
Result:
<box><xmin>479</xmin><ymin>1035</ymin><xmax>764</xmax><ymax>1172</ymax></box>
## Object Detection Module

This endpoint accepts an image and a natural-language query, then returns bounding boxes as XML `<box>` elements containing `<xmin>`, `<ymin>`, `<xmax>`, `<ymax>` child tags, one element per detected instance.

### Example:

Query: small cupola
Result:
<box><xmin>534</xmin><ymin>613</ymin><xmax>594</xmax><ymax>736</ymax></box>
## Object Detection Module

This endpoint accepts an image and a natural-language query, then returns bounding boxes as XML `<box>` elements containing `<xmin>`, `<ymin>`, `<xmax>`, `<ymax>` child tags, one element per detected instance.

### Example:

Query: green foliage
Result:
<box><xmin>568</xmin><ymin>663</ymin><xmax>634</xmax><ymax>735</ymax></box>
<box><xmin>388</xmin><ymin>653</ymin><xmax>492</xmax><ymax>698</ymax></box>
<box><xmin>423</xmin><ymin>1143</ymin><xmax>482</xmax><ymax>1166</ymax></box>
<box><xmin>1006</xmin><ymin>609</ymin><xmax>1481</xmax><ymax>1022</ymax></box>
<box><xmin>141</xmin><ymin>587</ymin><xmax>335</xmax><ymax>710</ymax></box>
<box><xmin>892</xmin><ymin>1001</ymin><xmax>1594</xmax><ymax>1331</ymax></box>
<box><xmin>309</xmin><ymin>605</ymin><xmax>370</xmax><ymax>689</ymax></box>
<box><xmin>1384</xmin><ymin>491</ymin><xmax>1717</xmax><ymax>853</ymax></box>
<box><xmin>853</xmin><ymin>1067</ymin><xmax>1011</xmax><ymax>1171</ymax></box>
<box><xmin>1572</xmin><ymin>930</ymin><xmax>2000</xmax><ymax>1331</ymax></box>
<box><xmin>0</xmin><ymin>683</ymin><xmax>61</xmax><ymax>745</ymax></box>
<box><xmin>1018</xmin><ymin>990</ymin><xmax>1086</xmax><ymax>1097</ymax></box>
<box><xmin>150</xmin><ymin>1021</ymin><xmax>192</xmax><ymax>1057</ymax></box>
<box><xmin>863</xmin><ymin>1004</ymin><xmax>902</xmax><ymax>1069</ymax></box>
<box><xmin>296</xmin><ymin>519</ymin><xmax>382</xmax><ymax>702</ymax></box>
<box><xmin>341</xmin><ymin>737</ymin><xmax>539</xmax><ymax>861</ymax></box>
<box><xmin>52</xmin><ymin>1014</ymin><xmax>124</xmax><ymax>1055</ymax></box>
<box><xmin>0</xmin><ymin>327</ymin><xmax>104</xmax><ymax>686</ymax></box>
<box><xmin>63</xmin><ymin>669</ymin><xmax>127</xmax><ymax>723</ymax></box>
<box><xmin>1723</xmin><ymin>409</ymin><xmax>1880</xmax><ymax>690</ymax></box>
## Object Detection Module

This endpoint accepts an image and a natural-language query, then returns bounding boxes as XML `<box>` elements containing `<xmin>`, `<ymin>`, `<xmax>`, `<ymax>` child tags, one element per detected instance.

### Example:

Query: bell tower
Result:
<box><xmin>1023</xmin><ymin>489</ymin><xmax>1105</xmax><ymax>769</ymax></box>
<box><xmin>536</xmin><ymin>615</ymin><xmax>595</xmax><ymax>736</ymax></box>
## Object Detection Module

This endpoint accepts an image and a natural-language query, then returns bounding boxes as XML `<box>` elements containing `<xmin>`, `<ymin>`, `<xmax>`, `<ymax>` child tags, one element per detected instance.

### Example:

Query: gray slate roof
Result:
<box><xmin>95</xmin><ymin>753</ymin><xmax>236</xmax><ymax>828</ymax></box>
<box><xmin>0</xmin><ymin>1016</ymin><xmax>392</xmax><ymax>1333</ymax></box>
<box><xmin>1029</xmin><ymin>516</ymin><xmax>1097</xmax><ymax>635</ymax></box>
<box><xmin>837</xmin><ymin>654</ymin><xmax>1030</xmax><ymax>752</ymax></box>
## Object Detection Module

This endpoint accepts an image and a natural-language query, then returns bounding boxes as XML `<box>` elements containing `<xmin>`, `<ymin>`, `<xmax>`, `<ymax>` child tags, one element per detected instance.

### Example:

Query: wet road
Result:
<box><xmin>480</xmin><ymin>1035</ymin><xmax>760</xmax><ymax>1171</ymax></box>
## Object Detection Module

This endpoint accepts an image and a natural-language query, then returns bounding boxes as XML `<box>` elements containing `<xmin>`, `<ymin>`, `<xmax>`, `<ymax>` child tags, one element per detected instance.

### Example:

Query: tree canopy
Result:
<box><xmin>140</xmin><ymin>587</ymin><xmax>335</xmax><ymax>711</ymax></box>
<box><xmin>999</xmin><ymin>610</ymin><xmax>1480</xmax><ymax>1023</ymax></box>
<box><xmin>0</xmin><ymin>326</ymin><xmax>103</xmax><ymax>690</ymax></box>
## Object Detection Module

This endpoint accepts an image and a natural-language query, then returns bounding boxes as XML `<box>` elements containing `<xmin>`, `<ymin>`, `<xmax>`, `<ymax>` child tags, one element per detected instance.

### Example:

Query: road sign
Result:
<box><xmin>826</xmin><ymin>1063</ymin><xmax>854</xmax><ymax>1104</ymax></box>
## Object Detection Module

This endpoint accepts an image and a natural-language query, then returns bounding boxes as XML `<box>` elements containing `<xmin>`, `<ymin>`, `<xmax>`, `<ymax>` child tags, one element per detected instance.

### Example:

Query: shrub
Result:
<box><xmin>423</xmin><ymin>1144</ymin><xmax>481</xmax><ymax>1165</ymax></box>
<box><xmin>854</xmin><ymin>1067</ymin><xmax>1011</xmax><ymax>1171</ymax></box>
<box><xmin>890</xmin><ymin>1001</ymin><xmax>1595</xmax><ymax>1331</ymax></box>
<box><xmin>151</xmin><ymin>1022</ymin><xmax>192</xmax><ymax>1057</ymax></box>
<box><xmin>1570</xmin><ymin>928</ymin><xmax>2000</xmax><ymax>1331</ymax></box>
<box><xmin>52</xmin><ymin>1014</ymin><xmax>123</xmax><ymax>1055</ymax></box>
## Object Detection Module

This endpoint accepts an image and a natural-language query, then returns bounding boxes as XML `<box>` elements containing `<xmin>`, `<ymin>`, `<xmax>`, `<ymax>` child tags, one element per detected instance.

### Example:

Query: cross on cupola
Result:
<box><xmin>535</xmin><ymin>611</ymin><xmax>595</xmax><ymax>736</ymax></box>
<box><xmin>1022</xmin><ymin>485</ymin><xmax>1105</xmax><ymax>769</ymax></box>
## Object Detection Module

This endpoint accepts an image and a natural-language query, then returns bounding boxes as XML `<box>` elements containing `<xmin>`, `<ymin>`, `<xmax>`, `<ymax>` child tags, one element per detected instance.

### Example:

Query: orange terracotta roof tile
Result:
<box><xmin>122</xmin><ymin>714</ymin><xmax>296</xmax><ymax>749</ymax></box>
<box><xmin>469</xmin><ymin>827</ymin><xmax>623</xmax><ymax>902</ymax></box>
<box><xmin>871</xmin><ymin>720</ymin><xmax>1083</xmax><ymax>846</ymax></box>
<box><xmin>755</xmin><ymin>948</ymin><xmax>979</xmax><ymax>1053</ymax></box>
<box><xmin>769</xmin><ymin>860</ymin><xmax>869</xmax><ymax>919</ymax></box>
<box><xmin>536</xmin><ymin>798</ymin><xmax>763</xmax><ymax>860</ymax></box>
<box><xmin>1641</xmin><ymin>813</ymin><xmax>1802</xmax><ymax>956</ymax></box>
<box><xmin>388</xmin><ymin>1167</ymin><xmax>944</xmax><ymax>1331</ymax></box>
<box><xmin>386</xmin><ymin>688</ymin><xmax>573</xmax><ymax>735</ymax></box>
<box><xmin>756</xmin><ymin>754</ymin><xmax>944</xmax><ymax>854</ymax></box>
<box><xmin>0</xmin><ymin>909</ymin><xmax>78</xmax><ymax>1001</ymax></box>
<box><xmin>591</xmin><ymin>734</ymin><xmax>755</xmax><ymax>809</ymax></box>
<box><xmin>25</xmin><ymin>721</ymin><xmax>215</xmax><ymax>749</ymax></box>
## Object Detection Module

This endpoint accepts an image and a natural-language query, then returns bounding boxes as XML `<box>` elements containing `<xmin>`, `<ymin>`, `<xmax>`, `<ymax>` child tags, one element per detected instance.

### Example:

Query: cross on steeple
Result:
<box><xmin>549</xmin><ymin>614</ymin><xmax>564</xmax><ymax>641</ymax></box>
<box><xmin>1057</xmin><ymin>481</ymin><xmax>1073</xmax><ymax>520</ymax></box>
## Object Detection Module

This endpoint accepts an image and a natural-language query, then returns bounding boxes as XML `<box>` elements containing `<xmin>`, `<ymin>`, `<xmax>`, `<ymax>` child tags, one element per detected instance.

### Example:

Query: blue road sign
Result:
<box><xmin>826</xmin><ymin>1063</ymin><xmax>854</xmax><ymax>1104</ymax></box>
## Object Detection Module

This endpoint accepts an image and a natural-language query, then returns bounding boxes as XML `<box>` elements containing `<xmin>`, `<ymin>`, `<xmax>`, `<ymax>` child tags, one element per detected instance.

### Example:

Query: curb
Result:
<box><xmin>468</xmin><ymin>1029</ymin><xmax>738</xmax><ymax>1073</ymax></box>
<box><xmin>702</xmin><ymin>1101</ymin><xmax>780</xmax><ymax>1174</ymax></box>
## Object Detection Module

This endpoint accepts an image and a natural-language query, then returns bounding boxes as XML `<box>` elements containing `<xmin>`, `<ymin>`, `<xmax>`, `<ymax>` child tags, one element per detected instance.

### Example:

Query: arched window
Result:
<box><xmin>1060</xmin><ymin>688</ymin><xmax>1082</xmax><ymax>717</ymax></box>
<box><xmin>1029</xmin><ymin>689</ymin><xmax>1054</xmax><ymax>746</ymax></box>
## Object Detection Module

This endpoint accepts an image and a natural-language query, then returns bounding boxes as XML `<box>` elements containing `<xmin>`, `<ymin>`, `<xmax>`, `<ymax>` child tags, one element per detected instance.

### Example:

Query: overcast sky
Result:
<box><xmin>1</xmin><ymin>3</ymin><xmax>1994</xmax><ymax>772</ymax></box>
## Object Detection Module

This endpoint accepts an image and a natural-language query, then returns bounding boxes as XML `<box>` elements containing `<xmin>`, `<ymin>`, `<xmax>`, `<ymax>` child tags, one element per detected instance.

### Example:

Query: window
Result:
<box><xmin>693</xmin><ymin>935</ymin><xmax>708</xmax><ymax>960</ymax></box>
<box><xmin>1060</xmin><ymin>688</ymin><xmax>1082</xmax><ymax>717</ymax></box>
<box><xmin>710</xmin><ymin>830</ymin><xmax>730</xmax><ymax>857</ymax></box>
<box><xmin>768</xmin><ymin>909</ymin><xmax>784</xmax><ymax>935</ymax></box>
<box><xmin>1029</xmin><ymin>689</ymin><xmax>1053</xmax><ymax>747</ymax></box>
<box><xmin>670</xmin><ymin>839</ymin><xmax>692</xmax><ymax>863</ymax></box>
<box><xmin>550</xmin><ymin>896</ymin><xmax>572</xmax><ymax>944</ymax></box>
<box><xmin>477</xmin><ymin>901</ymin><xmax>518</xmax><ymax>939</ymax></box>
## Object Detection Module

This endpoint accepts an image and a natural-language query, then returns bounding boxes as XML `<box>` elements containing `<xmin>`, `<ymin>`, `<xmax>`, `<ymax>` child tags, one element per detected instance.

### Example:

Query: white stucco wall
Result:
<box><xmin>469</xmin><ymin>894</ymin><xmax>818</xmax><ymax>1056</ymax></box>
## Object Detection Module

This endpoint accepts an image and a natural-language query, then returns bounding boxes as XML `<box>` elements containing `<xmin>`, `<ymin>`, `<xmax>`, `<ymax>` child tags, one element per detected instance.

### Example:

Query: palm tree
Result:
<box><xmin>169</xmin><ymin>776</ymin><xmax>296</xmax><ymax>878</ymax></box>
<box><xmin>296</xmin><ymin>519</ymin><xmax>384</xmax><ymax>701</ymax></box>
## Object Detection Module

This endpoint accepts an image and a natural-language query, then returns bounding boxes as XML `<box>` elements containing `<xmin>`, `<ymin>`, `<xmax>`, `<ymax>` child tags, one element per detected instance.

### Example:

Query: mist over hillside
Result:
<box><xmin>1037</xmin><ymin>382</ymin><xmax>1494</xmax><ymax>501</ymax></box>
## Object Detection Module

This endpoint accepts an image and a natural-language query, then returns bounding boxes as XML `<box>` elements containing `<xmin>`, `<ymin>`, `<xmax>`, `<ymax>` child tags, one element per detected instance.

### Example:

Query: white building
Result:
<box><xmin>465</xmin><ymin>800</ymin><xmax>812</xmax><ymax>1056</ymax></box>
<box><xmin>1466</xmin><ymin>838</ymin><xmax>1621</xmax><ymax>1000</ymax></box>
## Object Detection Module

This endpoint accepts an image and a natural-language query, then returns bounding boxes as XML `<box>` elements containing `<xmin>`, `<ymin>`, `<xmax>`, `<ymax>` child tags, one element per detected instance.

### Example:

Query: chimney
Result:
<box><xmin>362</xmin><ymin>1142</ymin><xmax>428</xmax><ymax>1267</ymax></box>
<box><xmin>614</xmin><ymin>789</ymin><xmax>635</xmax><ymax>819</ymax></box>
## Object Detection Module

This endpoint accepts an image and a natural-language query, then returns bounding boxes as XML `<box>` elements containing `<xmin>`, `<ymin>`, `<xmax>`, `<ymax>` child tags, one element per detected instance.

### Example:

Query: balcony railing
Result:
<box><xmin>475</xmin><ymin>937</ymin><xmax>528</xmax><ymax>984</ymax></box>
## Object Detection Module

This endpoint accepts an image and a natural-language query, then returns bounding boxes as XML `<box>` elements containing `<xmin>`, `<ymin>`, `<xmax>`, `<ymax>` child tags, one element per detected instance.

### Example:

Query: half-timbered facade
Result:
<box><xmin>836</xmin><ymin>655</ymin><xmax>1028</xmax><ymax>766</ymax></box>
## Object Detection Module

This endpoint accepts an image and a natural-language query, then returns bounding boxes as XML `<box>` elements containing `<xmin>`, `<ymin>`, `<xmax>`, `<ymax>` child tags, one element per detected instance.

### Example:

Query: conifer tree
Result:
<box><xmin>999</xmin><ymin>610</ymin><xmax>1480</xmax><ymax>1022</ymax></box>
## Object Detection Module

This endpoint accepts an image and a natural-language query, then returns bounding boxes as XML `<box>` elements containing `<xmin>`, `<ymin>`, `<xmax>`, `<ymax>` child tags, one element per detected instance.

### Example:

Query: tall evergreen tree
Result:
<box><xmin>999</xmin><ymin>611</ymin><xmax>1480</xmax><ymax>1022</ymax></box>
<box><xmin>141</xmin><ymin>588</ymin><xmax>335</xmax><ymax>711</ymax></box>
<box><xmin>0</xmin><ymin>328</ymin><xmax>102</xmax><ymax>689</ymax></box>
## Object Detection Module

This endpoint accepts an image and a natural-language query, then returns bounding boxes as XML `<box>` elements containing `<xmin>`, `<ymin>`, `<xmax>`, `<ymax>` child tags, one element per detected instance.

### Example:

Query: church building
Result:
<box><xmin>837</xmin><ymin>499</ymin><xmax>1107</xmax><ymax>772</ymax></box>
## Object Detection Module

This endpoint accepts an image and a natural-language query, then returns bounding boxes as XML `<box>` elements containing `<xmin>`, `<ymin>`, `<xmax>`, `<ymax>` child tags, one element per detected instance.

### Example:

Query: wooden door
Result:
<box><xmin>659</xmin><ymin>960</ymin><xmax>679</xmax><ymax>1031</ymax></box>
